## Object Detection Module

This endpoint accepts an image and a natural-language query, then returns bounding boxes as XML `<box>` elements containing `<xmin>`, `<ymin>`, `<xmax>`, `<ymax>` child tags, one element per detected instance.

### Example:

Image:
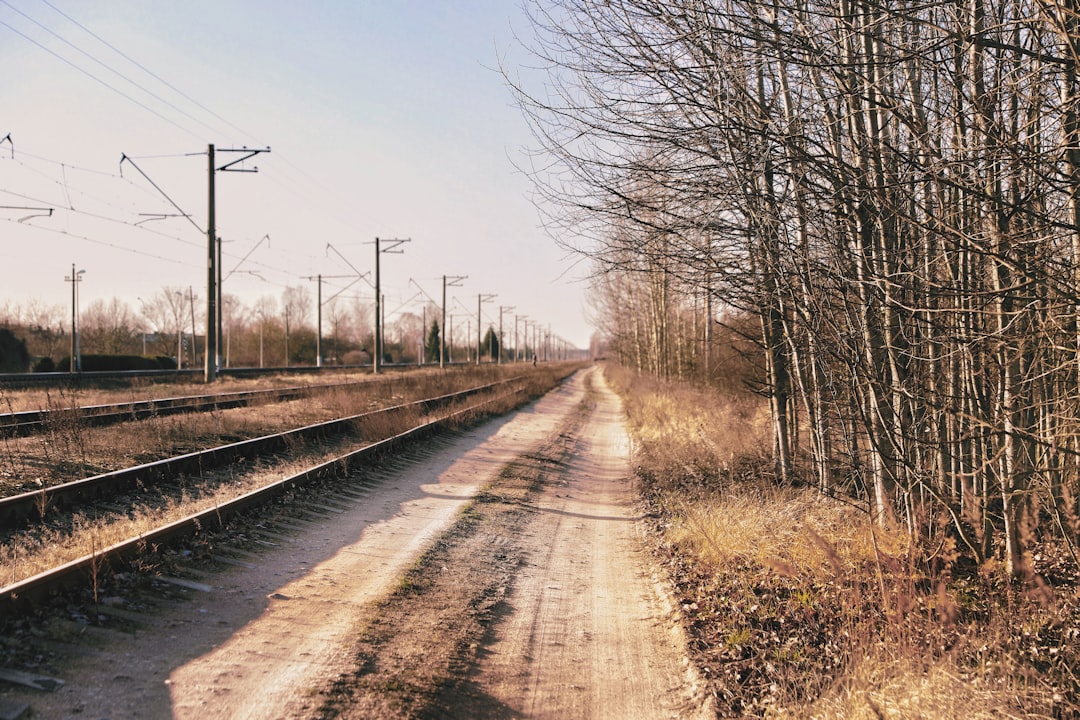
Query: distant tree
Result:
<box><xmin>32</xmin><ymin>356</ymin><xmax>55</xmax><ymax>372</ymax></box>
<box><xmin>391</xmin><ymin>312</ymin><xmax>423</xmax><ymax>363</ymax></box>
<box><xmin>424</xmin><ymin>320</ymin><xmax>441</xmax><ymax>363</ymax></box>
<box><xmin>0</xmin><ymin>329</ymin><xmax>30</xmax><ymax>372</ymax></box>
<box><xmin>479</xmin><ymin>326</ymin><xmax>499</xmax><ymax>361</ymax></box>
<box><xmin>81</xmin><ymin>298</ymin><xmax>141</xmax><ymax>354</ymax></box>
<box><xmin>349</xmin><ymin>296</ymin><xmax>374</xmax><ymax>350</ymax></box>
<box><xmin>324</xmin><ymin>297</ymin><xmax>352</xmax><ymax>364</ymax></box>
<box><xmin>281</xmin><ymin>286</ymin><xmax>312</xmax><ymax>366</ymax></box>
<box><xmin>288</xmin><ymin>328</ymin><xmax>317</xmax><ymax>365</ymax></box>
<box><xmin>19</xmin><ymin>299</ymin><xmax>66</xmax><ymax>359</ymax></box>
<box><xmin>139</xmin><ymin>287</ymin><xmax>188</xmax><ymax>363</ymax></box>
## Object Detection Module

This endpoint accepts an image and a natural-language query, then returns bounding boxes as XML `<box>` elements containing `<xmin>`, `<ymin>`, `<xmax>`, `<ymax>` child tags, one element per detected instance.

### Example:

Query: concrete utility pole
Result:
<box><xmin>476</xmin><ymin>293</ymin><xmax>495</xmax><ymax>365</ymax></box>
<box><xmin>441</xmin><ymin>274</ymin><xmax>466</xmax><ymax>369</ymax></box>
<box><xmin>206</xmin><ymin>145</ymin><xmax>215</xmax><ymax>380</ymax></box>
<box><xmin>304</xmin><ymin>272</ymin><xmax>358</xmax><ymax>367</ymax></box>
<box><xmin>174</xmin><ymin>291</ymin><xmax>183</xmax><ymax>369</ymax></box>
<box><xmin>64</xmin><ymin>264</ymin><xmax>84</xmax><ymax>372</ymax></box>
<box><xmin>515</xmin><ymin>315</ymin><xmax>525</xmax><ymax>362</ymax></box>
<box><xmin>189</xmin><ymin>286</ymin><xmax>197</xmax><ymax>370</ymax></box>
<box><xmin>498</xmin><ymin>306</ymin><xmax>514</xmax><ymax>364</ymax></box>
<box><xmin>374</xmin><ymin>237</ymin><xmax>410</xmax><ymax>374</ymax></box>
<box><xmin>204</xmin><ymin>143</ymin><xmax>270</xmax><ymax>382</ymax></box>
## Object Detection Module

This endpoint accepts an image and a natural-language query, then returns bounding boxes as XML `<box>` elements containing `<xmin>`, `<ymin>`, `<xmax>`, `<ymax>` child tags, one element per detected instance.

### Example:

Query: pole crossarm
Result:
<box><xmin>120</xmin><ymin>153</ymin><xmax>204</xmax><ymax>234</ymax></box>
<box><xmin>377</xmin><ymin>237</ymin><xmax>410</xmax><ymax>254</ymax></box>
<box><xmin>305</xmin><ymin>274</ymin><xmax>360</xmax><ymax>305</ymax></box>
<box><xmin>326</xmin><ymin>243</ymin><xmax>374</xmax><ymax>288</ymax></box>
<box><xmin>409</xmin><ymin>278</ymin><xmax>439</xmax><ymax>307</ymax></box>
<box><xmin>440</xmin><ymin>274</ymin><xmax>466</xmax><ymax>369</ymax></box>
<box><xmin>373</xmin><ymin>236</ymin><xmax>410</xmax><ymax>374</ymax></box>
<box><xmin>225</xmin><ymin>234</ymin><xmax>270</xmax><ymax>280</ymax></box>
<box><xmin>215</xmin><ymin>147</ymin><xmax>270</xmax><ymax>173</ymax></box>
<box><xmin>1</xmin><ymin>205</ymin><xmax>52</xmax><ymax>222</ymax></box>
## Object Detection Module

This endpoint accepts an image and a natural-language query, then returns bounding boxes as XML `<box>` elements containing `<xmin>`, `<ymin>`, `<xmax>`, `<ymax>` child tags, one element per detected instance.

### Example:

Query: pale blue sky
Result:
<box><xmin>0</xmin><ymin>0</ymin><xmax>591</xmax><ymax>348</ymax></box>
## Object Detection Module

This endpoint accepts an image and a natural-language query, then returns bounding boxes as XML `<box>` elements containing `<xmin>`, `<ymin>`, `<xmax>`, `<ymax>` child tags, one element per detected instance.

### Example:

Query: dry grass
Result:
<box><xmin>604</xmin><ymin>363</ymin><xmax>1078</xmax><ymax>719</ymax></box>
<box><xmin>1</xmin><ymin>447</ymin><xmax>340</xmax><ymax>587</ymax></box>
<box><xmin>0</xmin><ymin>363</ymin><xmax>579</xmax><ymax>590</ymax></box>
<box><xmin>0</xmin><ymin>370</ymin><xmax>377</xmax><ymax>413</ymax></box>
<box><xmin>0</xmin><ymin>365</ymin><xmax>559</xmax><ymax>495</ymax></box>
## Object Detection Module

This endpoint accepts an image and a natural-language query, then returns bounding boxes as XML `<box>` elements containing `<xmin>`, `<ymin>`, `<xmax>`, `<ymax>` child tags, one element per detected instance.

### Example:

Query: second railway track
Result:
<box><xmin>0</xmin><ymin>366</ymin><xmax>576</xmax><ymax>617</ymax></box>
<box><xmin>0</xmin><ymin>380</ymin><xmax>359</xmax><ymax>438</ymax></box>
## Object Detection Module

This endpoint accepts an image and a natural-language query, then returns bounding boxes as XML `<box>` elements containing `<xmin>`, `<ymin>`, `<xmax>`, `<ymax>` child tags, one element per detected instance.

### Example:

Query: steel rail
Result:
<box><xmin>0</xmin><ymin>377</ymin><xmax>524</xmax><ymax>531</ymax></box>
<box><xmin>0</xmin><ymin>385</ymin><xmax>527</xmax><ymax>615</ymax></box>
<box><xmin>0</xmin><ymin>360</ymin><xmax>478</xmax><ymax>389</ymax></box>
<box><xmin>0</xmin><ymin>381</ymin><xmax>356</xmax><ymax>438</ymax></box>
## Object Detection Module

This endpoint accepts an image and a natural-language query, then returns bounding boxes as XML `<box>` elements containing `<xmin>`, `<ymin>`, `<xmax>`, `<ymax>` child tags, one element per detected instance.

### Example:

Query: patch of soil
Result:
<box><xmin>314</xmin><ymin>429</ymin><xmax>569</xmax><ymax>718</ymax></box>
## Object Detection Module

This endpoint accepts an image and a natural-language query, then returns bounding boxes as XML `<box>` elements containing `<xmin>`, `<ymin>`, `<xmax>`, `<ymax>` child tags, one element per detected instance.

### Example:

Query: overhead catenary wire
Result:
<box><xmin>4</xmin><ymin>149</ymin><xmax>307</xmax><ymax>287</ymax></box>
<box><xmin>1</xmin><ymin>5</ymin><xmax>391</xmax><ymax>281</ymax></box>
<box><xmin>1</xmin><ymin>0</ymin><xmax>226</xmax><ymax>141</ymax></box>
<box><xmin>0</xmin><ymin>16</ymin><xmax>202</xmax><ymax>142</ymax></box>
<box><xmin>0</xmin><ymin>6</ymin><xmax>534</xmax><ymax>333</ymax></box>
<box><xmin>0</xmin><ymin>214</ymin><xmax>196</xmax><ymax>268</ymax></box>
<box><xmin>36</xmin><ymin>0</ymin><xmax>254</xmax><ymax>143</ymax></box>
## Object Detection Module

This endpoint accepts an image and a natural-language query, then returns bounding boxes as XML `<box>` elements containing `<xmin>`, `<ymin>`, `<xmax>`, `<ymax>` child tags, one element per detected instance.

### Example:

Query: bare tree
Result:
<box><xmin>514</xmin><ymin>0</ymin><xmax>1080</xmax><ymax>576</ymax></box>
<box><xmin>81</xmin><ymin>297</ymin><xmax>141</xmax><ymax>355</ymax></box>
<box><xmin>139</xmin><ymin>287</ymin><xmax>188</xmax><ymax>363</ymax></box>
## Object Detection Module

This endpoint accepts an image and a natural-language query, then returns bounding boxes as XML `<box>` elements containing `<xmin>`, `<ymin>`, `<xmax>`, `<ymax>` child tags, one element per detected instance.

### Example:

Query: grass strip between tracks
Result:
<box><xmin>0</xmin><ymin>385</ymin><xmax>534</xmax><ymax>615</ymax></box>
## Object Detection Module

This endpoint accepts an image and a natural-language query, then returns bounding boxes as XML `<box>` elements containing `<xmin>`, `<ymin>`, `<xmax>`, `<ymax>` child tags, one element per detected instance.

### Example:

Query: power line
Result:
<box><xmin>0</xmin><ymin>214</ymin><xmax>197</xmax><ymax>268</ymax></box>
<box><xmin>0</xmin><ymin>184</ymin><xmax>199</xmax><ymax>249</ymax></box>
<box><xmin>0</xmin><ymin>15</ymin><xmax>201</xmax><ymax>140</ymax></box>
<box><xmin>119</xmin><ymin>153</ymin><xmax>204</xmax><ymax>235</ymax></box>
<box><xmin>2</xmin><ymin>0</ymin><xmax>224</xmax><ymax>140</ymax></box>
<box><xmin>38</xmin><ymin>0</ymin><xmax>254</xmax><ymax>142</ymax></box>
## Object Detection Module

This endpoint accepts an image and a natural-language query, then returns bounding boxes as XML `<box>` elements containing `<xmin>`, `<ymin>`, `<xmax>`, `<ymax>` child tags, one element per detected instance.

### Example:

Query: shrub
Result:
<box><xmin>0</xmin><ymin>328</ymin><xmax>31</xmax><ymax>373</ymax></box>
<box><xmin>31</xmin><ymin>356</ymin><xmax>56</xmax><ymax>373</ymax></box>
<box><xmin>56</xmin><ymin>354</ymin><xmax>177</xmax><ymax>372</ymax></box>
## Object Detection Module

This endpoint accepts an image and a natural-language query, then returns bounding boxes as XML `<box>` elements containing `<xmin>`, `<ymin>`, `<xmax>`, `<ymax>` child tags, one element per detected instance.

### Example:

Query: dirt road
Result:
<box><xmin>465</xmin><ymin>367</ymin><xmax>711</xmax><ymax>719</ymax></box>
<box><xmin>7</xmin><ymin>367</ymin><xmax>709</xmax><ymax>719</ymax></box>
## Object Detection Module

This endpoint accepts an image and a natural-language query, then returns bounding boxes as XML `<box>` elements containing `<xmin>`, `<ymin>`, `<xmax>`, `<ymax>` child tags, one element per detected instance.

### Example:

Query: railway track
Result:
<box><xmin>0</xmin><ymin>381</ymin><xmax>358</xmax><ymax>438</ymax></box>
<box><xmin>0</xmin><ymin>372</ymin><xmax>551</xmax><ymax>616</ymax></box>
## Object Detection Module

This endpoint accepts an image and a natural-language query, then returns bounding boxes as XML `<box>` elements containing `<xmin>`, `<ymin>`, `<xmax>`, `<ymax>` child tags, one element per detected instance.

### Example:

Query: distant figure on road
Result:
<box><xmin>533</xmin><ymin>354</ymin><xmax>537</xmax><ymax>367</ymax></box>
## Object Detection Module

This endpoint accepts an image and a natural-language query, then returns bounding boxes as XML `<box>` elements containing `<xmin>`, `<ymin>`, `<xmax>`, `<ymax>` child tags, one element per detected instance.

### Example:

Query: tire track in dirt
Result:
<box><xmin>317</xmin><ymin>367</ymin><xmax>711</xmax><ymax>719</ymax></box>
<box><xmin>466</xmin><ymin>368</ymin><xmax>711</xmax><ymax>719</ymax></box>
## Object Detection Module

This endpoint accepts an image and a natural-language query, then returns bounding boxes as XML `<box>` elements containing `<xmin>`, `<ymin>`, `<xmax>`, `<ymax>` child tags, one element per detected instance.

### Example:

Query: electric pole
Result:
<box><xmin>304</xmin><ymin>273</ymin><xmax>359</xmax><ymax>367</ymax></box>
<box><xmin>64</xmin><ymin>264</ymin><xmax>84</xmax><ymax>372</ymax></box>
<box><xmin>498</xmin><ymin>306</ymin><xmax>514</xmax><ymax>364</ymax></box>
<box><xmin>442</xmin><ymin>274</ymin><xmax>466</xmax><ymax>368</ymax></box>
<box><xmin>373</xmin><ymin>237</ymin><xmax>410</xmax><ymax>374</ymax></box>
<box><xmin>477</xmin><ymin>293</ymin><xmax>495</xmax><ymax>365</ymax></box>
<box><xmin>205</xmin><ymin>143</ymin><xmax>270</xmax><ymax>382</ymax></box>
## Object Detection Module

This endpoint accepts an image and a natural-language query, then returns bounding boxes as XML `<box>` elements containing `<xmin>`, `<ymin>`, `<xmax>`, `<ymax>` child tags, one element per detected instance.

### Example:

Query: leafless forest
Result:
<box><xmin>515</xmin><ymin>0</ymin><xmax>1080</xmax><ymax>578</ymax></box>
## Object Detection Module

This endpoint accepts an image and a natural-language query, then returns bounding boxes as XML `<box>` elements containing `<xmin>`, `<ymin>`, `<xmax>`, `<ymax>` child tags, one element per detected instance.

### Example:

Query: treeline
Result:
<box><xmin>516</xmin><ymin>0</ymin><xmax>1080</xmax><ymax>574</ymax></box>
<box><xmin>3</xmin><ymin>285</ymin><xmax>395</xmax><ymax>369</ymax></box>
<box><xmin>1</xmin><ymin>286</ymin><xmax>547</xmax><ymax>371</ymax></box>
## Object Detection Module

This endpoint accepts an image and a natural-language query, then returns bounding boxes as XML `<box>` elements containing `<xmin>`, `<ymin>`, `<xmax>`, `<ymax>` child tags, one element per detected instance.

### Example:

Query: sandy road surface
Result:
<box><xmin>467</xmin><ymin>368</ymin><xmax>710</xmax><ymax>719</ymax></box>
<box><xmin>6</xmin><ymin>368</ymin><xmax>707</xmax><ymax>719</ymax></box>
